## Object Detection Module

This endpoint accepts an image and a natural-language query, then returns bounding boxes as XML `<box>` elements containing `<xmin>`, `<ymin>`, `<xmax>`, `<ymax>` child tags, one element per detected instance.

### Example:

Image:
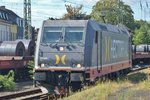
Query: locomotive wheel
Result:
<box><xmin>71</xmin><ymin>82</ymin><xmax>82</xmax><ymax>92</ymax></box>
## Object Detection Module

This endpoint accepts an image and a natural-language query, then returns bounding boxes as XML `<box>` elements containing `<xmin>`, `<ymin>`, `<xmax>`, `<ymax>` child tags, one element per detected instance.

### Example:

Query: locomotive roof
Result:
<box><xmin>43</xmin><ymin>20</ymin><xmax>130</xmax><ymax>36</ymax></box>
<box><xmin>89</xmin><ymin>20</ymin><xmax>130</xmax><ymax>36</ymax></box>
<box><xmin>43</xmin><ymin>20</ymin><xmax>88</xmax><ymax>27</ymax></box>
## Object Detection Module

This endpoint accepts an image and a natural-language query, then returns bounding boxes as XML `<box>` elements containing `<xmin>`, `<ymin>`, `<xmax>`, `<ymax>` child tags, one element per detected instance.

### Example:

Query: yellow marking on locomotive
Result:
<box><xmin>107</xmin><ymin>37</ymin><xmax>110</xmax><ymax>61</ymax></box>
<box><xmin>61</xmin><ymin>55</ymin><xmax>66</xmax><ymax>65</ymax></box>
<box><xmin>105</xmin><ymin>37</ymin><xmax>110</xmax><ymax>62</ymax></box>
<box><xmin>105</xmin><ymin>37</ymin><xmax>108</xmax><ymax>62</ymax></box>
<box><xmin>55</xmin><ymin>55</ymin><xmax>60</xmax><ymax>65</ymax></box>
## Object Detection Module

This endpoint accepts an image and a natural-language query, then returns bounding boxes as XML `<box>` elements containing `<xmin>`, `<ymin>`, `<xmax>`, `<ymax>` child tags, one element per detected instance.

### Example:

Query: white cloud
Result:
<box><xmin>2</xmin><ymin>0</ymin><xmax>22</xmax><ymax>3</ymax></box>
<box><xmin>35</xmin><ymin>0</ymin><xmax>64</xmax><ymax>5</ymax></box>
<box><xmin>76</xmin><ymin>0</ymin><xmax>94</xmax><ymax>5</ymax></box>
<box><xmin>122</xmin><ymin>0</ymin><xmax>131</xmax><ymax>5</ymax></box>
<box><xmin>122</xmin><ymin>0</ymin><xmax>144</xmax><ymax>5</ymax></box>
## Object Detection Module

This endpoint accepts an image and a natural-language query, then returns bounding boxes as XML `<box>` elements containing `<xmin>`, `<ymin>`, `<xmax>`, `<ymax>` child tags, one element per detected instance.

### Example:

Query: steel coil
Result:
<box><xmin>136</xmin><ymin>44</ymin><xmax>147</xmax><ymax>52</ymax></box>
<box><xmin>0</xmin><ymin>41</ymin><xmax>25</xmax><ymax>56</ymax></box>
<box><xmin>147</xmin><ymin>45</ymin><xmax>150</xmax><ymax>52</ymax></box>
<box><xmin>16</xmin><ymin>39</ymin><xmax>35</xmax><ymax>56</ymax></box>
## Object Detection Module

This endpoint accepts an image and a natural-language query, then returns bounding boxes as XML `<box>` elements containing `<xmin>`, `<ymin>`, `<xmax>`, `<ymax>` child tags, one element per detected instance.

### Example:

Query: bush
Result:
<box><xmin>0</xmin><ymin>70</ymin><xmax>16</xmax><ymax>91</ymax></box>
<box><xmin>0</xmin><ymin>75</ymin><xmax>4</xmax><ymax>90</ymax></box>
<box><xmin>27</xmin><ymin>60</ymin><xmax>34</xmax><ymax>79</ymax></box>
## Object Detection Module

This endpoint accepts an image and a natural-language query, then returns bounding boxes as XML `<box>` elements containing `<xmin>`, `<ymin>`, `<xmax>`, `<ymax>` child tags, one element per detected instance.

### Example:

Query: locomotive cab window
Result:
<box><xmin>42</xmin><ymin>27</ymin><xmax>62</xmax><ymax>43</ymax></box>
<box><xmin>64</xmin><ymin>27</ymin><xmax>84</xmax><ymax>42</ymax></box>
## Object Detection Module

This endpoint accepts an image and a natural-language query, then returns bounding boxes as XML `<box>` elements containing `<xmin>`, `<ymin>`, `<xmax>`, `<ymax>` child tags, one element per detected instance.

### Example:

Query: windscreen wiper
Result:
<box><xmin>65</xmin><ymin>35</ymin><xmax>74</xmax><ymax>47</ymax></box>
<box><xmin>41</xmin><ymin>42</ymin><xmax>49</xmax><ymax>46</ymax></box>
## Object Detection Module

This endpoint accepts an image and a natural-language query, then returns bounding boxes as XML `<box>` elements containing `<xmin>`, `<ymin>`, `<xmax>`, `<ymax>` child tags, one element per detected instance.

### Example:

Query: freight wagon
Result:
<box><xmin>0</xmin><ymin>39</ymin><xmax>35</xmax><ymax>80</ymax></box>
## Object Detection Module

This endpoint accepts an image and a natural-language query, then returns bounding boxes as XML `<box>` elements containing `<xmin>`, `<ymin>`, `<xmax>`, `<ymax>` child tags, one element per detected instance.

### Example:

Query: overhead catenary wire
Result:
<box><xmin>138</xmin><ymin>0</ymin><xmax>150</xmax><ymax>21</ymax></box>
<box><xmin>2</xmin><ymin>0</ymin><xmax>150</xmax><ymax>27</ymax></box>
<box><xmin>1</xmin><ymin>0</ymin><xmax>96</xmax><ymax>17</ymax></box>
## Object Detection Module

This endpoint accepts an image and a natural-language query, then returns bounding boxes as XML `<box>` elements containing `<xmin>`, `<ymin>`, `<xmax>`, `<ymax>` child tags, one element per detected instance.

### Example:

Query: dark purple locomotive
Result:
<box><xmin>34</xmin><ymin>20</ymin><xmax>132</xmax><ymax>95</ymax></box>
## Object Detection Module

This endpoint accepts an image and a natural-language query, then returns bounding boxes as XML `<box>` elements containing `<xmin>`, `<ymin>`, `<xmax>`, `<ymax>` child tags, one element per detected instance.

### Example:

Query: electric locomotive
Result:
<box><xmin>34</xmin><ymin>20</ymin><xmax>132</xmax><ymax>94</ymax></box>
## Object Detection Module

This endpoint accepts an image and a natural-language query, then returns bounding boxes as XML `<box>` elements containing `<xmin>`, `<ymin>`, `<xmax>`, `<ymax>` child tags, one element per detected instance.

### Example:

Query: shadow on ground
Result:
<box><xmin>126</xmin><ymin>72</ymin><xmax>148</xmax><ymax>84</ymax></box>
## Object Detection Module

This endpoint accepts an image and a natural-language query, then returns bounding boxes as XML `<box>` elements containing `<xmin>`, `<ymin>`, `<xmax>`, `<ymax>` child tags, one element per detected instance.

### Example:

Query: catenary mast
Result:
<box><xmin>24</xmin><ymin>0</ymin><xmax>31</xmax><ymax>39</ymax></box>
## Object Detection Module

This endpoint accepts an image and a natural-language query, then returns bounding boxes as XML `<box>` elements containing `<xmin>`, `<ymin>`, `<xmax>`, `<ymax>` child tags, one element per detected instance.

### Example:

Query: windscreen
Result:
<box><xmin>64</xmin><ymin>27</ymin><xmax>83</xmax><ymax>42</ymax></box>
<box><xmin>42</xmin><ymin>27</ymin><xmax>62</xmax><ymax>43</ymax></box>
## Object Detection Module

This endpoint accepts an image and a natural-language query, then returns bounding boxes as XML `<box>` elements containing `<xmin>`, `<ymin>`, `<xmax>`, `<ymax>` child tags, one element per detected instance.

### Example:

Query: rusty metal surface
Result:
<box><xmin>132</xmin><ymin>53</ymin><xmax>150</xmax><ymax>59</ymax></box>
<box><xmin>0</xmin><ymin>56</ymin><xmax>33</xmax><ymax>69</ymax></box>
<box><xmin>0</xmin><ymin>60</ymin><xmax>26</xmax><ymax>69</ymax></box>
<box><xmin>0</xmin><ymin>56</ymin><xmax>23</xmax><ymax>60</ymax></box>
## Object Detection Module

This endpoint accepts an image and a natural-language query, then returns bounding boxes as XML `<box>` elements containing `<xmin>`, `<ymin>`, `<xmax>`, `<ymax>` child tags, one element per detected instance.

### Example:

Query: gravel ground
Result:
<box><xmin>0</xmin><ymin>81</ymin><xmax>34</xmax><ymax>96</ymax></box>
<box><xmin>107</xmin><ymin>88</ymin><xmax>150</xmax><ymax>100</ymax></box>
<box><xmin>133</xmin><ymin>90</ymin><xmax>150</xmax><ymax>100</ymax></box>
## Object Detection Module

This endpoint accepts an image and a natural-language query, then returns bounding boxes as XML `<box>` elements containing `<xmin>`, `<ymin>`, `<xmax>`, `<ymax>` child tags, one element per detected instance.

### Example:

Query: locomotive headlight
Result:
<box><xmin>77</xmin><ymin>64</ymin><xmax>82</xmax><ymax>68</ymax></box>
<box><xmin>59</xmin><ymin>47</ymin><xmax>64</xmax><ymax>51</ymax></box>
<box><xmin>41</xmin><ymin>63</ymin><xmax>45</xmax><ymax>67</ymax></box>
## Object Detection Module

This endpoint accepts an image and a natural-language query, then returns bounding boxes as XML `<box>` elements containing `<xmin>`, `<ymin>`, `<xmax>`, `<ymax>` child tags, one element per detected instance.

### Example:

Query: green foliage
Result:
<box><xmin>0</xmin><ymin>70</ymin><xmax>16</xmax><ymax>91</ymax></box>
<box><xmin>62</xmin><ymin>4</ymin><xmax>90</xmax><ymax>20</ymax></box>
<box><xmin>7</xmin><ymin>70</ymin><xmax>15</xmax><ymax>79</ymax></box>
<box><xmin>27</xmin><ymin>60</ymin><xmax>34</xmax><ymax>79</ymax></box>
<box><xmin>90</xmin><ymin>0</ymin><xmax>134</xmax><ymax>30</ymax></box>
<box><xmin>91</xmin><ymin>1</ymin><xmax>150</xmax><ymax>45</ymax></box>
<box><xmin>133</xmin><ymin>20</ymin><xmax>150</xmax><ymax>45</ymax></box>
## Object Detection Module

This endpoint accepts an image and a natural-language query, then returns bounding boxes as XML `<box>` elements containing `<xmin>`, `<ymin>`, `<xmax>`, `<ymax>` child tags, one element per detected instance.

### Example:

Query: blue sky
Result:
<box><xmin>0</xmin><ymin>0</ymin><xmax>150</xmax><ymax>28</ymax></box>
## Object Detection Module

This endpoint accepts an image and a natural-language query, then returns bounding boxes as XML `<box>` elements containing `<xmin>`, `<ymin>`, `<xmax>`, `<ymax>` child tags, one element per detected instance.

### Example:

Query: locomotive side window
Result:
<box><xmin>64</xmin><ymin>27</ymin><xmax>83</xmax><ymax>42</ymax></box>
<box><xmin>42</xmin><ymin>27</ymin><xmax>62</xmax><ymax>43</ymax></box>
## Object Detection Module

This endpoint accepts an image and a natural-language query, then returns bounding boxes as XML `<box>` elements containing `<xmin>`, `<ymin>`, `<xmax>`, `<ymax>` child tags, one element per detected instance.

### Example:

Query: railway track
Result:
<box><xmin>131</xmin><ymin>65</ymin><xmax>150</xmax><ymax>73</ymax></box>
<box><xmin>0</xmin><ymin>88</ymin><xmax>48</xmax><ymax>100</ymax></box>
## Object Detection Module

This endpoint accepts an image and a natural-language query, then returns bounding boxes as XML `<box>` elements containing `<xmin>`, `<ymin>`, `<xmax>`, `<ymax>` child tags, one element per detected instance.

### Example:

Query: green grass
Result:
<box><xmin>63</xmin><ymin>80</ymin><xmax>132</xmax><ymax>100</ymax></box>
<box><xmin>63</xmin><ymin>68</ymin><xmax>150</xmax><ymax>100</ymax></box>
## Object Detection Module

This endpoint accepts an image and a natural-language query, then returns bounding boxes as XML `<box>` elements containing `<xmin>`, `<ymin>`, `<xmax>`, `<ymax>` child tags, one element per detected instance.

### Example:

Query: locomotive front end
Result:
<box><xmin>34</xmin><ymin>20</ymin><xmax>87</xmax><ymax>94</ymax></box>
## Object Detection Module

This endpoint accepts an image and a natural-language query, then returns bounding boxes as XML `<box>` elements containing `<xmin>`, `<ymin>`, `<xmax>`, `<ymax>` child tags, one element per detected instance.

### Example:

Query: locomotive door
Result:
<box><xmin>95</xmin><ymin>31</ymin><xmax>102</xmax><ymax>72</ymax></box>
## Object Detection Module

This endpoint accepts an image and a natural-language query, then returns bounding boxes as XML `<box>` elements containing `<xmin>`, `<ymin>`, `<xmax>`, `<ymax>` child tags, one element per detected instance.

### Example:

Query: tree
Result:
<box><xmin>90</xmin><ymin>0</ymin><xmax>134</xmax><ymax>30</ymax></box>
<box><xmin>62</xmin><ymin>4</ymin><xmax>90</xmax><ymax>20</ymax></box>
<box><xmin>133</xmin><ymin>20</ymin><xmax>150</xmax><ymax>45</ymax></box>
